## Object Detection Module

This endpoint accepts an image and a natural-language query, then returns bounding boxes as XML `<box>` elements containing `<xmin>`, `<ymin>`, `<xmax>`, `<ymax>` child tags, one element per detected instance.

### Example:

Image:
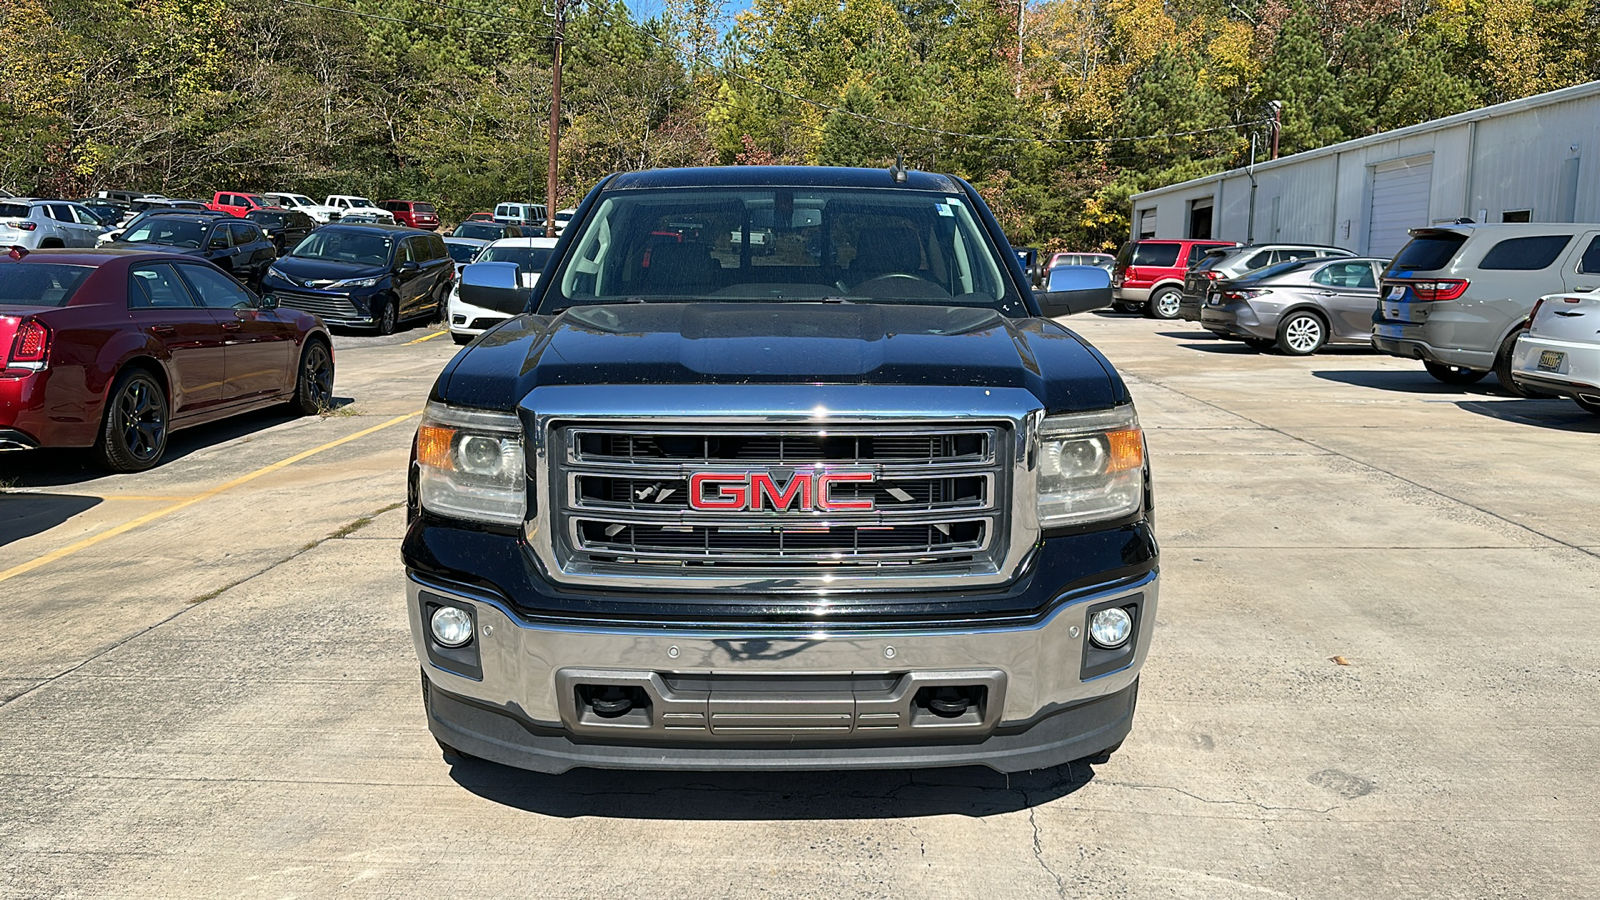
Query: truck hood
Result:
<box><xmin>439</xmin><ymin>302</ymin><xmax>1125</xmax><ymax>413</ymax></box>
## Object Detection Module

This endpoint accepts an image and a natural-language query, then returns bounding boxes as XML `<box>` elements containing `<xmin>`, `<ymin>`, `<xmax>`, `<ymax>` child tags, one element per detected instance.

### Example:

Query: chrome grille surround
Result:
<box><xmin>271</xmin><ymin>290</ymin><xmax>365</xmax><ymax>322</ymax></box>
<box><xmin>522</xmin><ymin>385</ymin><xmax>1047</xmax><ymax>592</ymax></box>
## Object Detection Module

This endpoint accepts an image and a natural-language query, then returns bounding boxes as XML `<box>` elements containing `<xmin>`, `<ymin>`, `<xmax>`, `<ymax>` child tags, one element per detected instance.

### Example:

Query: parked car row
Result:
<box><xmin>1111</xmin><ymin>224</ymin><xmax>1600</xmax><ymax>416</ymax></box>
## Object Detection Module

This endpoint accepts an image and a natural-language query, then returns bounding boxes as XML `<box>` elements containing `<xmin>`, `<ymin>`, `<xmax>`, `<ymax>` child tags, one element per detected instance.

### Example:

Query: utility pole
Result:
<box><xmin>545</xmin><ymin>0</ymin><xmax>567</xmax><ymax>238</ymax></box>
<box><xmin>1015</xmin><ymin>0</ymin><xmax>1025</xmax><ymax>99</ymax></box>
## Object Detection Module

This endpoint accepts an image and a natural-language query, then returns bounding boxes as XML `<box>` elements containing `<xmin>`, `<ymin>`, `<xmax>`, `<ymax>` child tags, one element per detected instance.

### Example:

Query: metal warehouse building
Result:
<box><xmin>1128</xmin><ymin>80</ymin><xmax>1600</xmax><ymax>259</ymax></box>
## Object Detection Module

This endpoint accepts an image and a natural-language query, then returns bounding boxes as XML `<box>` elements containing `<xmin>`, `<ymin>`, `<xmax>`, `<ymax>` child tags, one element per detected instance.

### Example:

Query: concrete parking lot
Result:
<box><xmin>2</xmin><ymin>315</ymin><xmax>1597</xmax><ymax>899</ymax></box>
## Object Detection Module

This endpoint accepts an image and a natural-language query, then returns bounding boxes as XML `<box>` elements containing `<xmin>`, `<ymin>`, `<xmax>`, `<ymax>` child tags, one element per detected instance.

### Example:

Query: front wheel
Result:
<box><xmin>1112</xmin><ymin>301</ymin><xmax>1140</xmax><ymax>315</ymax></box>
<box><xmin>1423</xmin><ymin>361</ymin><xmax>1488</xmax><ymax>385</ymax></box>
<box><xmin>1147</xmin><ymin>288</ymin><xmax>1182</xmax><ymax>320</ymax></box>
<box><xmin>1493</xmin><ymin>328</ymin><xmax>1550</xmax><ymax>398</ymax></box>
<box><xmin>289</xmin><ymin>339</ymin><xmax>335</xmax><ymax>415</ymax></box>
<box><xmin>97</xmin><ymin>369</ymin><xmax>169</xmax><ymax>472</ymax></box>
<box><xmin>374</xmin><ymin>298</ymin><xmax>398</xmax><ymax>335</ymax></box>
<box><xmin>1277</xmin><ymin>311</ymin><xmax>1327</xmax><ymax>356</ymax></box>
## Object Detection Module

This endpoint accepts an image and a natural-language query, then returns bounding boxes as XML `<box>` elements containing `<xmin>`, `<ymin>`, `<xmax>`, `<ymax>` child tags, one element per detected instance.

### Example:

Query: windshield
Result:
<box><xmin>445</xmin><ymin>242</ymin><xmax>482</xmax><ymax>264</ymax></box>
<box><xmin>0</xmin><ymin>264</ymin><xmax>93</xmax><ymax>307</ymax></box>
<box><xmin>122</xmin><ymin>219</ymin><xmax>208</xmax><ymax>248</ymax></box>
<box><xmin>480</xmin><ymin>245</ymin><xmax>554</xmax><ymax>274</ymax></box>
<box><xmin>349</xmin><ymin>198</ymin><xmax>375</xmax><ymax>208</ymax></box>
<box><xmin>541</xmin><ymin>187</ymin><xmax>1022</xmax><ymax>314</ymax></box>
<box><xmin>290</xmin><ymin>230</ymin><xmax>393</xmax><ymax>266</ymax></box>
<box><xmin>454</xmin><ymin>223</ymin><xmax>505</xmax><ymax>241</ymax></box>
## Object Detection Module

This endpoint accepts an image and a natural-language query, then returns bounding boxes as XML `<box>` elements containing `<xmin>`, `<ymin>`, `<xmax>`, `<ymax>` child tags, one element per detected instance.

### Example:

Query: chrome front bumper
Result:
<box><xmin>408</xmin><ymin>570</ymin><xmax>1156</xmax><ymax>771</ymax></box>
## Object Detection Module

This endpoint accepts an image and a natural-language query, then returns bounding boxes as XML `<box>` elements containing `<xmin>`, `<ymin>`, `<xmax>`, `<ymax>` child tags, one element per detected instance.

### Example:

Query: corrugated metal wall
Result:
<box><xmin>1129</xmin><ymin>83</ymin><xmax>1600</xmax><ymax>260</ymax></box>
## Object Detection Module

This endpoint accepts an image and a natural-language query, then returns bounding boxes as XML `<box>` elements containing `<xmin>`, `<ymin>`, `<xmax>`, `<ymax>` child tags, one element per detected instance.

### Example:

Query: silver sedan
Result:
<box><xmin>1200</xmin><ymin>257</ymin><xmax>1388</xmax><ymax>355</ymax></box>
<box><xmin>1510</xmin><ymin>291</ymin><xmax>1600</xmax><ymax>415</ymax></box>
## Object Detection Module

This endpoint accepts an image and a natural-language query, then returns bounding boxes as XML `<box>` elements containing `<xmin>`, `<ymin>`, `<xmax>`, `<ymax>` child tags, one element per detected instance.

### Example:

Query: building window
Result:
<box><xmin>1187</xmin><ymin>198</ymin><xmax>1214</xmax><ymax>239</ymax></box>
<box><xmin>1137</xmin><ymin>209</ymin><xmax>1157</xmax><ymax>239</ymax></box>
<box><xmin>1501</xmin><ymin>209</ymin><xmax>1532</xmax><ymax>223</ymax></box>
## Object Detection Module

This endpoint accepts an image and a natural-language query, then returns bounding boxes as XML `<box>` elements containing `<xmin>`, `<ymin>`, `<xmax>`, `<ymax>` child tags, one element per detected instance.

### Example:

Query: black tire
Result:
<box><xmin>1244</xmin><ymin>338</ymin><xmax>1276</xmax><ymax>352</ymax></box>
<box><xmin>1112</xmin><ymin>301</ymin><xmax>1140</xmax><ymax>315</ymax></box>
<box><xmin>374</xmin><ymin>297</ymin><xmax>398</xmax><ymax>335</ymax></box>
<box><xmin>1423</xmin><ymin>360</ymin><xmax>1488</xmax><ymax>385</ymax></box>
<box><xmin>452</xmin><ymin>332</ymin><xmax>473</xmax><ymax>346</ymax></box>
<box><xmin>40</xmin><ymin>239</ymin><xmax>64</xmax><ymax>249</ymax></box>
<box><xmin>289</xmin><ymin>339</ymin><xmax>335</xmax><ymax>415</ymax></box>
<box><xmin>1147</xmin><ymin>287</ymin><xmax>1183</xmax><ymax>320</ymax></box>
<box><xmin>96</xmin><ymin>369</ymin><xmax>169</xmax><ymax>472</ymax></box>
<box><xmin>1493</xmin><ymin>328</ymin><xmax>1551</xmax><ymax>398</ymax></box>
<box><xmin>1276</xmin><ymin>311</ymin><xmax>1328</xmax><ymax>356</ymax></box>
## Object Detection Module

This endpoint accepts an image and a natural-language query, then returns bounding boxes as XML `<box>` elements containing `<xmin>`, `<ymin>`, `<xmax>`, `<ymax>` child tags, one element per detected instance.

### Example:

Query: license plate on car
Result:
<box><xmin>1374</xmin><ymin>323</ymin><xmax>1405</xmax><ymax>339</ymax></box>
<box><xmin>1538</xmin><ymin>350</ymin><xmax>1564</xmax><ymax>372</ymax></box>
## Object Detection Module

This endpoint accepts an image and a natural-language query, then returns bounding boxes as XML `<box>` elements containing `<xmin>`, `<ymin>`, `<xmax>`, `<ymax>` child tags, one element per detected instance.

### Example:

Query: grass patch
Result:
<box><xmin>317</xmin><ymin>403</ymin><xmax>360</xmax><ymax>418</ymax></box>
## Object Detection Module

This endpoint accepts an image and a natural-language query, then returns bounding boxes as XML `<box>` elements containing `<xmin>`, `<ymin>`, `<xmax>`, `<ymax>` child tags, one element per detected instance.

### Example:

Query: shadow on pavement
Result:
<box><xmin>0</xmin><ymin>399</ymin><xmax>353</xmax><ymax>489</ymax></box>
<box><xmin>1455</xmin><ymin>399</ymin><xmax>1600</xmax><ymax>432</ymax></box>
<box><xmin>0</xmin><ymin>493</ymin><xmax>102</xmax><ymax>547</ymax></box>
<box><xmin>1312</xmin><ymin>369</ymin><xmax>1506</xmax><ymax>396</ymax></box>
<box><xmin>1176</xmin><ymin>342</ymin><xmax>1257</xmax><ymax>354</ymax></box>
<box><xmin>448</xmin><ymin>761</ymin><xmax>1095</xmax><ymax>819</ymax></box>
<box><xmin>1157</xmin><ymin>331</ymin><xmax>1218</xmax><ymax>340</ymax></box>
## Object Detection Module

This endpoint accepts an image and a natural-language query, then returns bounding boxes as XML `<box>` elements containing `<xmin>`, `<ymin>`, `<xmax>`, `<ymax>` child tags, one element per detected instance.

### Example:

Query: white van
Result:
<box><xmin>493</xmin><ymin>202</ymin><xmax>547</xmax><ymax>227</ymax></box>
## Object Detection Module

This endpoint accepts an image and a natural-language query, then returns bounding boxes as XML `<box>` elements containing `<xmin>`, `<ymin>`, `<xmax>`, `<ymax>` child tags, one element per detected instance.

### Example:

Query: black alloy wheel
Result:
<box><xmin>97</xmin><ymin>370</ymin><xmax>168</xmax><ymax>472</ymax></box>
<box><xmin>291</xmin><ymin>340</ymin><xmax>335</xmax><ymax>415</ymax></box>
<box><xmin>1423</xmin><ymin>361</ymin><xmax>1488</xmax><ymax>385</ymax></box>
<box><xmin>375</xmin><ymin>298</ymin><xmax>399</xmax><ymax>335</ymax></box>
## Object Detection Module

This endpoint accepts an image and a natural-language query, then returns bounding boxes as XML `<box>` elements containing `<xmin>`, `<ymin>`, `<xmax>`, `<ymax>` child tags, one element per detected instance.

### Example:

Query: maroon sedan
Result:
<box><xmin>1</xmin><ymin>247</ymin><xmax>334</xmax><ymax>471</ymax></box>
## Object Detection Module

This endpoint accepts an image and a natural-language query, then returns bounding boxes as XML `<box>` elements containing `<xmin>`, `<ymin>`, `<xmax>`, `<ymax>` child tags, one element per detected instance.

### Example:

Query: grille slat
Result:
<box><xmin>553</xmin><ymin>422</ymin><xmax>1008</xmax><ymax>576</ymax></box>
<box><xmin>272</xmin><ymin>291</ymin><xmax>361</xmax><ymax>320</ymax></box>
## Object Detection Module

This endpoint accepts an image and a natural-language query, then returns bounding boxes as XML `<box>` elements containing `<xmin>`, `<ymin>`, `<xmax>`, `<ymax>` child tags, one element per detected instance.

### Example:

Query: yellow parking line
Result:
<box><xmin>0</xmin><ymin>412</ymin><xmax>420</xmax><ymax>585</ymax></box>
<box><xmin>407</xmin><ymin>330</ymin><xmax>448</xmax><ymax>344</ymax></box>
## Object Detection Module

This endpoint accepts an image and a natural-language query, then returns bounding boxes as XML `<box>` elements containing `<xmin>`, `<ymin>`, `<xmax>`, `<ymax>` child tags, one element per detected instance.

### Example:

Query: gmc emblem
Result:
<box><xmin>688</xmin><ymin>471</ymin><xmax>874</xmax><ymax>512</ymax></box>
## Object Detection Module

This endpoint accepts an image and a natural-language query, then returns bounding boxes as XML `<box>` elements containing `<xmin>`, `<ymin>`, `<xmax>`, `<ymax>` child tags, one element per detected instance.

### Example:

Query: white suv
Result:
<box><xmin>0</xmin><ymin>199</ymin><xmax>109</xmax><ymax>249</ymax></box>
<box><xmin>263</xmin><ymin>192</ymin><xmax>342</xmax><ymax>224</ymax></box>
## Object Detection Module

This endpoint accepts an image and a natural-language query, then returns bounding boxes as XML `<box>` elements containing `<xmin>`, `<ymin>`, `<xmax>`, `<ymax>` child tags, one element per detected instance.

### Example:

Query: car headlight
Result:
<box><xmin>1035</xmin><ymin>405</ymin><xmax>1144</xmax><ymax>528</ymax></box>
<box><xmin>266</xmin><ymin>264</ymin><xmax>287</xmax><ymax>281</ymax></box>
<box><xmin>330</xmin><ymin>276</ymin><xmax>381</xmax><ymax>289</ymax></box>
<box><xmin>416</xmin><ymin>402</ymin><xmax>526</xmax><ymax>526</ymax></box>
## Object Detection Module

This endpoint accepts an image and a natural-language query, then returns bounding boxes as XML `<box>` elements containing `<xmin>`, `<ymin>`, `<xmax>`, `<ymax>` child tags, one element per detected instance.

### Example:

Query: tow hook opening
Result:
<box><xmin>913</xmin><ymin>685</ymin><xmax>986</xmax><ymax>721</ymax></box>
<box><xmin>578</xmin><ymin>684</ymin><xmax>651</xmax><ymax>720</ymax></box>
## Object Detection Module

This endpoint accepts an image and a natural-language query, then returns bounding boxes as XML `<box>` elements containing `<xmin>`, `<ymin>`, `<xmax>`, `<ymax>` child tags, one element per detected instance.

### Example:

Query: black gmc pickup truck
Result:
<box><xmin>403</xmin><ymin>166</ymin><xmax>1158</xmax><ymax>773</ymax></box>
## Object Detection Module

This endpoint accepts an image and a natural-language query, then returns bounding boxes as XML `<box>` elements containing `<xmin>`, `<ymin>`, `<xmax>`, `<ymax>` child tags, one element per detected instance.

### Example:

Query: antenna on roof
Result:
<box><xmin>888</xmin><ymin>152</ymin><xmax>908</xmax><ymax>184</ymax></box>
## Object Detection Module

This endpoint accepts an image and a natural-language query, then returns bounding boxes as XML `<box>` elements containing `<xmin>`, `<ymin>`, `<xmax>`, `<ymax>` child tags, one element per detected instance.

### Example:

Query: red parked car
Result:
<box><xmin>206</xmin><ymin>192</ymin><xmax>278</xmax><ymax>218</ymax></box>
<box><xmin>463</xmin><ymin>212</ymin><xmax>495</xmax><ymax>223</ymax></box>
<box><xmin>379</xmin><ymin>200</ymin><xmax>440</xmax><ymax>231</ymax></box>
<box><xmin>0</xmin><ymin>247</ymin><xmax>334</xmax><ymax>471</ymax></box>
<box><xmin>1112</xmin><ymin>238</ymin><xmax>1237</xmax><ymax>319</ymax></box>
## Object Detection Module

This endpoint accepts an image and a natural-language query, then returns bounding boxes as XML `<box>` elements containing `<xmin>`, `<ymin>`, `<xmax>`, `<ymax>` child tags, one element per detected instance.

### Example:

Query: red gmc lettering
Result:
<box><xmin>687</xmin><ymin>471</ymin><xmax>875</xmax><ymax>511</ymax></box>
<box><xmin>688</xmin><ymin>473</ymin><xmax>748</xmax><ymax>510</ymax></box>
<box><xmin>751</xmin><ymin>473</ymin><xmax>811</xmax><ymax>511</ymax></box>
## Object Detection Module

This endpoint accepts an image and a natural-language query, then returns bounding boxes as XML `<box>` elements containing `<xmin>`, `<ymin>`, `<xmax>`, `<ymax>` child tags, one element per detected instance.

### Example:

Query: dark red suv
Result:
<box><xmin>1113</xmin><ymin>239</ymin><xmax>1237</xmax><ymax>319</ymax></box>
<box><xmin>379</xmin><ymin>200</ymin><xmax>440</xmax><ymax>231</ymax></box>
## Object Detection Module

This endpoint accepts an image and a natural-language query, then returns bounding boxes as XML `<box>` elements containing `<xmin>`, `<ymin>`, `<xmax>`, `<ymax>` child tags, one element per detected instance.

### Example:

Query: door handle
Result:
<box><xmin>222</xmin><ymin>321</ymin><xmax>242</xmax><ymax>331</ymax></box>
<box><xmin>1318</xmin><ymin>290</ymin><xmax>1337</xmax><ymax>296</ymax></box>
<box><xmin>150</xmin><ymin>324</ymin><xmax>176</xmax><ymax>335</ymax></box>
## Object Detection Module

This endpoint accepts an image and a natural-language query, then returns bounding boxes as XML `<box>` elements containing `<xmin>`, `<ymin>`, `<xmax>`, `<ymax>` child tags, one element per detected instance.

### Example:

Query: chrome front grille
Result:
<box><xmin>545</xmin><ymin>421</ymin><xmax>1011</xmax><ymax>585</ymax></box>
<box><xmin>272</xmin><ymin>290</ymin><xmax>362</xmax><ymax>320</ymax></box>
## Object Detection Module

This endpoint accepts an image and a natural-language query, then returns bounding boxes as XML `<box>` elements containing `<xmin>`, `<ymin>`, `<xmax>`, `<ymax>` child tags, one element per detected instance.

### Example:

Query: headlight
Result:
<box><xmin>1035</xmin><ymin>405</ymin><xmax>1144</xmax><ymax>528</ymax></box>
<box><xmin>266</xmin><ymin>264</ymin><xmax>287</xmax><ymax>281</ymax></box>
<box><xmin>330</xmin><ymin>276</ymin><xmax>381</xmax><ymax>289</ymax></box>
<box><xmin>416</xmin><ymin>402</ymin><xmax>526</xmax><ymax>525</ymax></box>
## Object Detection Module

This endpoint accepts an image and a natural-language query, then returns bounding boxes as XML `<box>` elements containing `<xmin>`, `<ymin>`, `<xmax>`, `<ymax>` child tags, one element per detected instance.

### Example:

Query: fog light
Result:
<box><xmin>1089</xmin><ymin>607</ymin><xmax>1133</xmax><ymax>649</ymax></box>
<box><xmin>430</xmin><ymin>606</ymin><xmax>473</xmax><ymax>647</ymax></box>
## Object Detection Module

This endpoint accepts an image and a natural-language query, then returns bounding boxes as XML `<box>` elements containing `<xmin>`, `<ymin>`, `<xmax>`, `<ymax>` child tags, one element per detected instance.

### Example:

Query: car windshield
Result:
<box><xmin>541</xmin><ymin>187</ymin><xmax>1022</xmax><ymax>314</ymax></box>
<box><xmin>1237</xmin><ymin>259</ymin><xmax>1316</xmax><ymax>283</ymax></box>
<box><xmin>349</xmin><ymin>198</ymin><xmax>375</xmax><ymax>208</ymax></box>
<box><xmin>290</xmin><ymin>230</ymin><xmax>392</xmax><ymax>266</ymax></box>
<box><xmin>121</xmin><ymin>219</ymin><xmax>208</xmax><ymax>248</ymax></box>
<box><xmin>445</xmin><ymin>243</ymin><xmax>482</xmax><ymax>264</ymax></box>
<box><xmin>247</xmin><ymin>195</ymin><xmax>267</xmax><ymax>206</ymax></box>
<box><xmin>480</xmin><ymin>245</ymin><xmax>554</xmax><ymax>273</ymax></box>
<box><xmin>249</xmin><ymin>212</ymin><xmax>286</xmax><ymax>226</ymax></box>
<box><xmin>0</xmin><ymin>264</ymin><xmax>94</xmax><ymax>307</ymax></box>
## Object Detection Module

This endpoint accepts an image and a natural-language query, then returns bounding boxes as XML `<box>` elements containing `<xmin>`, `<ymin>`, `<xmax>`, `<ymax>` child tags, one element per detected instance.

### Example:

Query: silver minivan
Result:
<box><xmin>1373</xmin><ymin>224</ymin><xmax>1600</xmax><ymax>392</ymax></box>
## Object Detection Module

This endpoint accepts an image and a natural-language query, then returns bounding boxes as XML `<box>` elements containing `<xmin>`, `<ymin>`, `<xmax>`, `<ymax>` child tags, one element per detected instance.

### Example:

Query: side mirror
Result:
<box><xmin>1036</xmin><ymin>265</ymin><xmax>1113</xmax><ymax>317</ymax></box>
<box><xmin>397</xmin><ymin>260</ymin><xmax>421</xmax><ymax>274</ymax></box>
<box><xmin>209</xmin><ymin>238</ymin><xmax>228</xmax><ymax>250</ymax></box>
<box><xmin>459</xmin><ymin>261</ymin><xmax>532</xmax><ymax>315</ymax></box>
<box><xmin>258</xmin><ymin>293</ymin><xmax>280</xmax><ymax>310</ymax></box>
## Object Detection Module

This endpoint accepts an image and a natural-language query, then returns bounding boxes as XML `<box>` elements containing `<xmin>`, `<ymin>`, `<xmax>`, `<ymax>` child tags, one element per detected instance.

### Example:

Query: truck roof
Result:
<box><xmin>605</xmin><ymin>166</ymin><xmax>962</xmax><ymax>193</ymax></box>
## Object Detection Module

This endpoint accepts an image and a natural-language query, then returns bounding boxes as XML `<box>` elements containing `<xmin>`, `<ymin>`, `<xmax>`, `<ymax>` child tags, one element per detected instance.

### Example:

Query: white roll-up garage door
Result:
<box><xmin>1367</xmin><ymin>157</ymin><xmax>1433</xmax><ymax>259</ymax></box>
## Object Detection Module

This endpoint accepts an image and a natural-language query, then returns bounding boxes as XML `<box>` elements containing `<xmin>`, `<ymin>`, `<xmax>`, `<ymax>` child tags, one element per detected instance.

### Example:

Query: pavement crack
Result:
<box><xmin>1027</xmin><ymin>804</ymin><xmax>1068</xmax><ymax>898</ymax></box>
<box><xmin>1099</xmin><ymin>779</ymin><xmax>1340</xmax><ymax>814</ymax></box>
